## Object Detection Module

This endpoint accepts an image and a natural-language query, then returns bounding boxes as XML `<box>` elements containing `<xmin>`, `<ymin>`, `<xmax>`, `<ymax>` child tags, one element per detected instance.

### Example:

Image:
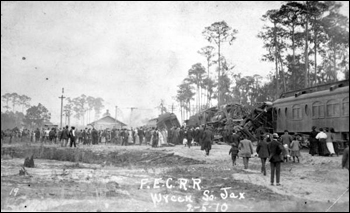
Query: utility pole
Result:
<box><xmin>59</xmin><ymin>88</ymin><xmax>65</xmax><ymax>129</ymax></box>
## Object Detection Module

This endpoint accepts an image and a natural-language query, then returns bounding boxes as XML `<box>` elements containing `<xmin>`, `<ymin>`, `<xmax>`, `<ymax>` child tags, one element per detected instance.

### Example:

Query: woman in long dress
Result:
<box><xmin>325</xmin><ymin>127</ymin><xmax>335</xmax><ymax>157</ymax></box>
<box><xmin>316</xmin><ymin>128</ymin><xmax>330</xmax><ymax>156</ymax></box>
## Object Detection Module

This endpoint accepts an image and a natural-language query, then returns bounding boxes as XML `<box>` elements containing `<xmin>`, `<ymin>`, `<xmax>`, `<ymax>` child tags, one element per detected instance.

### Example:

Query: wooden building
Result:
<box><xmin>88</xmin><ymin>115</ymin><xmax>127</xmax><ymax>130</ymax></box>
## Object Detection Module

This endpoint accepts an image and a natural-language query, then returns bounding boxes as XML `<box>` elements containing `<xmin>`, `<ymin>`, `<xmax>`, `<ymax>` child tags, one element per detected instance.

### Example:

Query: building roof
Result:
<box><xmin>88</xmin><ymin>115</ymin><xmax>127</xmax><ymax>127</ymax></box>
<box><xmin>43</xmin><ymin>121</ymin><xmax>58</xmax><ymax>127</ymax></box>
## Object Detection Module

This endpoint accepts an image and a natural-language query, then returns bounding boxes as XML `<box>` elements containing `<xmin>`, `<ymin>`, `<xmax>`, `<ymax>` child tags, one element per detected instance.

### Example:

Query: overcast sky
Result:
<box><xmin>1</xmin><ymin>1</ymin><xmax>349</xmax><ymax>126</ymax></box>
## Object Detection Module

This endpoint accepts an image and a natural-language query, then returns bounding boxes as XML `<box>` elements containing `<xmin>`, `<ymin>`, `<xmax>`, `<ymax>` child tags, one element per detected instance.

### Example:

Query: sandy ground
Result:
<box><xmin>1</xmin><ymin>142</ymin><xmax>349</xmax><ymax>212</ymax></box>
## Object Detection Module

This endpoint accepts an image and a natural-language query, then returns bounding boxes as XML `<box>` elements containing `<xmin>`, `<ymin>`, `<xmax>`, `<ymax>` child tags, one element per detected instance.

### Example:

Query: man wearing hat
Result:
<box><xmin>257</xmin><ymin>134</ymin><xmax>269</xmax><ymax>176</ymax></box>
<box><xmin>268</xmin><ymin>133</ymin><xmax>283</xmax><ymax>186</ymax></box>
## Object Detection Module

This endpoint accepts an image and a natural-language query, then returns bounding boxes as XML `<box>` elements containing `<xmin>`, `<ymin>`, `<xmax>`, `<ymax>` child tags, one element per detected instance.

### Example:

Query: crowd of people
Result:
<box><xmin>309</xmin><ymin>126</ymin><xmax>339</xmax><ymax>157</ymax></box>
<box><xmin>227</xmin><ymin>126</ymin><xmax>348</xmax><ymax>186</ymax></box>
<box><xmin>2</xmin><ymin>124</ymin><xmax>348</xmax><ymax>187</ymax></box>
<box><xmin>15</xmin><ymin>125</ymin><xmax>211</xmax><ymax>149</ymax></box>
<box><xmin>1</xmin><ymin>124</ymin><xmax>217</xmax><ymax>157</ymax></box>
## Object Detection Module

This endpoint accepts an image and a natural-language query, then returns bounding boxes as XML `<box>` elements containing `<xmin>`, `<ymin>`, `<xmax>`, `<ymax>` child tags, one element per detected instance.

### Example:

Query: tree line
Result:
<box><xmin>259</xmin><ymin>1</ymin><xmax>349</xmax><ymax>97</ymax></box>
<box><xmin>1</xmin><ymin>92</ymin><xmax>51</xmax><ymax>129</ymax></box>
<box><xmin>63</xmin><ymin>95</ymin><xmax>104</xmax><ymax>126</ymax></box>
<box><xmin>176</xmin><ymin>1</ymin><xmax>349</xmax><ymax>122</ymax></box>
<box><xmin>1</xmin><ymin>92</ymin><xmax>105</xmax><ymax>129</ymax></box>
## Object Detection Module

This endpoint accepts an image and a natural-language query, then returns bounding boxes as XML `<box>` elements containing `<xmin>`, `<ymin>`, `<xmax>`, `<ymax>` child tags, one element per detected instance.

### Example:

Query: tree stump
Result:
<box><xmin>24</xmin><ymin>154</ymin><xmax>34</xmax><ymax>168</ymax></box>
<box><xmin>19</xmin><ymin>168</ymin><xmax>25</xmax><ymax>176</ymax></box>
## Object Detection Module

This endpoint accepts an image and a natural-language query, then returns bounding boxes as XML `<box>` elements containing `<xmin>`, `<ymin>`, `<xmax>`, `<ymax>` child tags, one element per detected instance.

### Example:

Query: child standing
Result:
<box><xmin>229</xmin><ymin>143</ymin><xmax>239</xmax><ymax>167</ymax></box>
<box><xmin>290</xmin><ymin>136</ymin><xmax>301</xmax><ymax>163</ymax></box>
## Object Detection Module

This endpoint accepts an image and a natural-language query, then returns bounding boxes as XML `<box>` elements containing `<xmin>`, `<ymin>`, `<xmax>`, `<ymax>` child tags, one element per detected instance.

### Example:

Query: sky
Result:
<box><xmin>1</xmin><ymin>1</ymin><xmax>349</xmax><ymax>127</ymax></box>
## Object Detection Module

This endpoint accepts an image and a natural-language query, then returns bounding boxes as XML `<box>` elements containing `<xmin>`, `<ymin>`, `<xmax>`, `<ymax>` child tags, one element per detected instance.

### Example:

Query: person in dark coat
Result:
<box><xmin>268</xmin><ymin>133</ymin><xmax>284</xmax><ymax>186</ymax></box>
<box><xmin>121</xmin><ymin>129</ymin><xmax>128</xmax><ymax>146</ymax></box>
<box><xmin>342</xmin><ymin>146</ymin><xmax>349</xmax><ymax>188</ymax></box>
<box><xmin>111</xmin><ymin>129</ymin><xmax>116</xmax><ymax>144</ymax></box>
<box><xmin>202</xmin><ymin>126</ymin><xmax>214</xmax><ymax>156</ymax></box>
<box><xmin>60</xmin><ymin>126</ymin><xmax>69</xmax><ymax>147</ymax></box>
<box><xmin>257</xmin><ymin>137</ymin><xmax>269</xmax><ymax>176</ymax></box>
<box><xmin>229</xmin><ymin>143</ymin><xmax>239</xmax><ymax>167</ymax></box>
<box><xmin>91</xmin><ymin>128</ymin><xmax>98</xmax><ymax>145</ymax></box>
<box><xmin>186</xmin><ymin>128</ymin><xmax>193</xmax><ymax>148</ymax></box>
<box><xmin>152</xmin><ymin>128</ymin><xmax>159</xmax><ymax>148</ymax></box>
<box><xmin>194</xmin><ymin>127</ymin><xmax>200</xmax><ymax>144</ymax></box>
<box><xmin>49</xmin><ymin>128</ymin><xmax>56</xmax><ymax>143</ymax></box>
<box><xmin>198</xmin><ymin>126</ymin><xmax>204</xmax><ymax>149</ymax></box>
<box><xmin>138</xmin><ymin>127</ymin><xmax>145</xmax><ymax>145</ymax></box>
<box><xmin>35</xmin><ymin>128</ymin><xmax>41</xmax><ymax>143</ymax></box>
<box><xmin>309</xmin><ymin>126</ymin><xmax>319</xmax><ymax>156</ymax></box>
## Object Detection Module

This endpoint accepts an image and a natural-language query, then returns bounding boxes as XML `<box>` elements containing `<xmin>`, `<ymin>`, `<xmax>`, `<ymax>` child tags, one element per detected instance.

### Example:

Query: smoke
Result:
<box><xmin>129</xmin><ymin>110</ymin><xmax>158</xmax><ymax>127</ymax></box>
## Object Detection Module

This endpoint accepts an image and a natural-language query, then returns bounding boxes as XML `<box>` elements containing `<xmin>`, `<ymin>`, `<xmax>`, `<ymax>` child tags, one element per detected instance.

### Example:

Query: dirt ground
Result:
<box><xmin>1</xmin><ymin>141</ymin><xmax>349</xmax><ymax>212</ymax></box>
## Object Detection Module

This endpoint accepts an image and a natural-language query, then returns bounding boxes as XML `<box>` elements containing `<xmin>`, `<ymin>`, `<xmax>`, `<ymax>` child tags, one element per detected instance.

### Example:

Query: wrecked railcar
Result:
<box><xmin>147</xmin><ymin>113</ymin><xmax>181</xmax><ymax>130</ymax></box>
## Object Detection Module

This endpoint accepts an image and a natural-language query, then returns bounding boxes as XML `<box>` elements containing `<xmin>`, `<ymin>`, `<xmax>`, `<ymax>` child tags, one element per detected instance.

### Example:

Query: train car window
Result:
<box><xmin>278</xmin><ymin>108</ymin><xmax>281</xmax><ymax>117</ymax></box>
<box><xmin>327</xmin><ymin>100</ymin><xmax>340</xmax><ymax>117</ymax></box>
<box><xmin>285</xmin><ymin>108</ymin><xmax>288</xmax><ymax>119</ymax></box>
<box><xmin>305</xmin><ymin>104</ymin><xmax>309</xmax><ymax>116</ymax></box>
<box><xmin>292</xmin><ymin>105</ymin><xmax>302</xmax><ymax>120</ymax></box>
<box><xmin>342</xmin><ymin>97</ymin><xmax>349</xmax><ymax>116</ymax></box>
<box><xmin>312</xmin><ymin>101</ymin><xmax>324</xmax><ymax>119</ymax></box>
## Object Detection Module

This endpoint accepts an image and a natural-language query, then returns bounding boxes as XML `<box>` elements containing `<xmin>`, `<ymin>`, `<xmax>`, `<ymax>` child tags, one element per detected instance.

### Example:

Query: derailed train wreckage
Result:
<box><xmin>186</xmin><ymin>102</ymin><xmax>274</xmax><ymax>142</ymax></box>
<box><xmin>186</xmin><ymin>80</ymin><xmax>349</xmax><ymax>148</ymax></box>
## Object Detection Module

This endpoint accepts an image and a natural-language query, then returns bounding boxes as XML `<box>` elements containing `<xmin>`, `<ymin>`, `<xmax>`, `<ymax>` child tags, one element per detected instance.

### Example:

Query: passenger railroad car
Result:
<box><xmin>273</xmin><ymin>80</ymin><xmax>349</xmax><ymax>141</ymax></box>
